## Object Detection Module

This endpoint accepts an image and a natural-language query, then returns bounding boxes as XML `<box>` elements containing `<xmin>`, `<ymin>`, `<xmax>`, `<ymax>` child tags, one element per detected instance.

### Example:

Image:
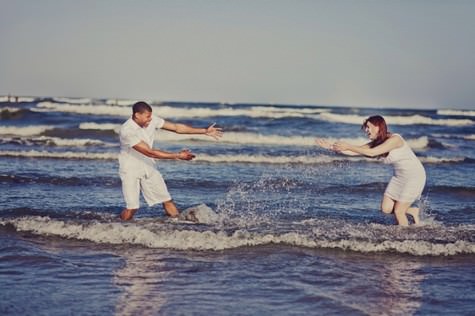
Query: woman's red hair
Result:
<box><xmin>361</xmin><ymin>115</ymin><xmax>390</xmax><ymax>157</ymax></box>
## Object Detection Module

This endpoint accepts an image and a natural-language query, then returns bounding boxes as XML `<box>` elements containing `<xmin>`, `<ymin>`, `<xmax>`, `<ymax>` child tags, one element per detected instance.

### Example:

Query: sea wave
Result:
<box><xmin>437</xmin><ymin>109</ymin><xmax>475</xmax><ymax>117</ymax></box>
<box><xmin>76</xmin><ymin>123</ymin><xmax>430</xmax><ymax>149</ymax></box>
<box><xmin>0</xmin><ymin>125</ymin><xmax>52</xmax><ymax>136</ymax></box>
<box><xmin>162</xmin><ymin>133</ymin><xmax>428</xmax><ymax>150</ymax></box>
<box><xmin>33</xmin><ymin>102</ymin><xmax>328</xmax><ymax>119</ymax></box>
<box><xmin>0</xmin><ymin>96</ymin><xmax>36</xmax><ymax>102</ymax></box>
<box><xmin>105</xmin><ymin>99</ymin><xmax>140</xmax><ymax>106</ymax></box>
<box><xmin>0</xmin><ymin>150</ymin><xmax>117</xmax><ymax>160</ymax></box>
<box><xmin>0</xmin><ymin>107</ymin><xmax>22</xmax><ymax>113</ymax></box>
<box><xmin>34</xmin><ymin>102</ymin><xmax>131</xmax><ymax>116</ymax></box>
<box><xmin>79</xmin><ymin>122</ymin><xmax>121</xmax><ymax>132</ymax></box>
<box><xmin>52</xmin><ymin>97</ymin><xmax>92</xmax><ymax>104</ymax></box>
<box><xmin>319</xmin><ymin>112</ymin><xmax>474</xmax><ymax>126</ymax></box>
<box><xmin>1</xmin><ymin>216</ymin><xmax>474</xmax><ymax>256</ymax></box>
<box><xmin>0</xmin><ymin>136</ymin><xmax>109</xmax><ymax>147</ymax></box>
<box><xmin>0</xmin><ymin>150</ymin><xmax>468</xmax><ymax>165</ymax></box>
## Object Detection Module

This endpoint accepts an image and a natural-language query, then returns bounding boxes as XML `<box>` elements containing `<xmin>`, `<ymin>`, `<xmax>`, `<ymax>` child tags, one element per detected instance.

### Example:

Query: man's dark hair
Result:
<box><xmin>132</xmin><ymin>101</ymin><xmax>152</xmax><ymax>114</ymax></box>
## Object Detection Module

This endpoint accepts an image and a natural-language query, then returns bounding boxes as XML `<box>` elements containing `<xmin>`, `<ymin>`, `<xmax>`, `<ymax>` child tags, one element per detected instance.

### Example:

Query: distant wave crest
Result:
<box><xmin>319</xmin><ymin>112</ymin><xmax>474</xmax><ymax>126</ymax></box>
<box><xmin>33</xmin><ymin>102</ymin><xmax>329</xmax><ymax>119</ymax></box>
<box><xmin>0</xmin><ymin>125</ymin><xmax>52</xmax><ymax>136</ymax></box>
<box><xmin>437</xmin><ymin>109</ymin><xmax>475</xmax><ymax>117</ymax></box>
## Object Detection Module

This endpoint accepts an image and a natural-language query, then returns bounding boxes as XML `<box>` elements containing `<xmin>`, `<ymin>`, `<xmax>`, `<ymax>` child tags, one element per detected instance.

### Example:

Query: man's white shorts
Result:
<box><xmin>120</xmin><ymin>168</ymin><xmax>172</xmax><ymax>209</ymax></box>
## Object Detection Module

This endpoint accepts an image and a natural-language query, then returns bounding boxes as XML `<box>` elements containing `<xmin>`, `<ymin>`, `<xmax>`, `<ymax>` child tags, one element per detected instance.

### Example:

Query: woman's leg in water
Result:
<box><xmin>381</xmin><ymin>194</ymin><xmax>395</xmax><ymax>214</ymax></box>
<box><xmin>393</xmin><ymin>201</ymin><xmax>413</xmax><ymax>226</ymax></box>
<box><xmin>406</xmin><ymin>206</ymin><xmax>420</xmax><ymax>225</ymax></box>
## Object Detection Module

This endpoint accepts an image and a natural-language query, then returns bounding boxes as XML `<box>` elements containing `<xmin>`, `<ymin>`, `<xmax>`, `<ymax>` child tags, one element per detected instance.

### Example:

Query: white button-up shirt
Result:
<box><xmin>118</xmin><ymin>115</ymin><xmax>165</xmax><ymax>175</ymax></box>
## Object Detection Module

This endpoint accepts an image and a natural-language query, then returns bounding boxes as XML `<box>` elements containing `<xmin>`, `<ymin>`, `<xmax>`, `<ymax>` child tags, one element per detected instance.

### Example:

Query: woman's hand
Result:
<box><xmin>315</xmin><ymin>138</ymin><xmax>334</xmax><ymax>150</ymax></box>
<box><xmin>332</xmin><ymin>141</ymin><xmax>350</xmax><ymax>152</ymax></box>
<box><xmin>205</xmin><ymin>123</ymin><xmax>223</xmax><ymax>140</ymax></box>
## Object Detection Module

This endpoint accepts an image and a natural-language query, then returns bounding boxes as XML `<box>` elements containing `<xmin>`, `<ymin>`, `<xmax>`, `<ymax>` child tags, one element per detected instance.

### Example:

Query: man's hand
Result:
<box><xmin>205</xmin><ymin>123</ymin><xmax>223</xmax><ymax>140</ymax></box>
<box><xmin>177</xmin><ymin>149</ymin><xmax>196</xmax><ymax>160</ymax></box>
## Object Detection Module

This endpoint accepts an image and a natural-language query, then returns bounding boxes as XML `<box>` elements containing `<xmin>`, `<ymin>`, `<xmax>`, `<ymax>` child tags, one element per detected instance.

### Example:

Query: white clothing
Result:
<box><xmin>118</xmin><ymin>115</ymin><xmax>171</xmax><ymax>209</ymax></box>
<box><xmin>383</xmin><ymin>134</ymin><xmax>426</xmax><ymax>203</ymax></box>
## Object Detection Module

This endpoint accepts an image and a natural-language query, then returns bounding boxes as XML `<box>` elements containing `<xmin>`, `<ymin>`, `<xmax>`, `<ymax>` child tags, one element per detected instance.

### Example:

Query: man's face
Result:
<box><xmin>134</xmin><ymin>111</ymin><xmax>153</xmax><ymax>128</ymax></box>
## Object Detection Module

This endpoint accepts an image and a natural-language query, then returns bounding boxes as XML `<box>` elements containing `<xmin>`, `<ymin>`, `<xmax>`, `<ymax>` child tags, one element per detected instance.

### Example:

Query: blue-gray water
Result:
<box><xmin>1</xmin><ymin>97</ymin><xmax>474</xmax><ymax>315</ymax></box>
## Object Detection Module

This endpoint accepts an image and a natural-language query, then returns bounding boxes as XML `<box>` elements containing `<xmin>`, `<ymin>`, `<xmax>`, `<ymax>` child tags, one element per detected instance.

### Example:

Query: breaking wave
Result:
<box><xmin>1</xmin><ymin>216</ymin><xmax>474</xmax><ymax>256</ymax></box>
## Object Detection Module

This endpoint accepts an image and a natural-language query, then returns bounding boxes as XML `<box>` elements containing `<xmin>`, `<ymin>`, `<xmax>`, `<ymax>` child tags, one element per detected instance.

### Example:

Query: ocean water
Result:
<box><xmin>1</xmin><ymin>96</ymin><xmax>474</xmax><ymax>315</ymax></box>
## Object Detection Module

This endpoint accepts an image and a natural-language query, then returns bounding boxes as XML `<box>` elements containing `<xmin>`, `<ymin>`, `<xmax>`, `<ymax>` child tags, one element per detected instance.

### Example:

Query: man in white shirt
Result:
<box><xmin>119</xmin><ymin>101</ymin><xmax>223</xmax><ymax>221</ymax></box>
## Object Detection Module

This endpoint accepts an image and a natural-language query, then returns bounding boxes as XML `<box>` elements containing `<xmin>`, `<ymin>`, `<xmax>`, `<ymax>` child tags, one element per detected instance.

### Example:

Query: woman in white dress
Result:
<box><xmin>315</xmin><ymin>115</ymin><xmax>426</xmax><ymax>226</ymax></box>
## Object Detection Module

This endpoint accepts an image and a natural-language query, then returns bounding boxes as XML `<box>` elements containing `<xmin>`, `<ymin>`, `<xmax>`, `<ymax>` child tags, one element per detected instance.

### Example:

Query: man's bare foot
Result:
<box><xmin>120</xmin><ymin>209</ymin><xmax>137</xmax><ymax>221</ymax></box>
<box><xmin>407</xmin><ymin>207</ymin><xmax>420</xmax><ymax>225</ymax></box>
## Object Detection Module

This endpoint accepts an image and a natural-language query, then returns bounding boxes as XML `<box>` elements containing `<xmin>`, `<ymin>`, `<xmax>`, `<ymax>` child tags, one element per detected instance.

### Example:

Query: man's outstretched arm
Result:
<box><xmin>132</xmin><ymin>141</ymin><xmax>195</xmax><ymax>160</ymax></box>
<box><xmin>161</xmin><ymin>121</ymin><xmax>223</xmax><ymax>140</ymax></box>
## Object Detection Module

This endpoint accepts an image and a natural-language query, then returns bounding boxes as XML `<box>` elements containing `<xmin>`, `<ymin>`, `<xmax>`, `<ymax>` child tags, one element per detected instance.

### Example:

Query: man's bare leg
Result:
<box><xmin>120</xmin><ymin>208</ymin><xmax>138</xmax><ymax>221</ymax></box>
<box><xmin>163</xmin><ymin>200</ymin><xmax>179</xmax><ymax>217</ymax></box>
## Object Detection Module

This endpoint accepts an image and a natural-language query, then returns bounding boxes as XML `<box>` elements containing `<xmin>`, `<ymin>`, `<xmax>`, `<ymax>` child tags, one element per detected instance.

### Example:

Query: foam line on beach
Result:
<box><xmin>2</xmin><ymin>216</ymin><xmax>474</xmax><ymax>256</ymax></box>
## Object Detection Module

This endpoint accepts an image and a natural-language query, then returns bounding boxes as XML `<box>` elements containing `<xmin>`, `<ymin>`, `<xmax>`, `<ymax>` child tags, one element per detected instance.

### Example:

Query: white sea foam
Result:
<box><xmin>1</xmin><ymin>216</ymin><xmax>474</xmax><ymax>255</ymax></box>
<box><xmin>437</xmin><ymin>109</ymin><xmax>475</xmax><ymax>117</ymax></box>
<box><xmin>0</xmin><ymin>125</ymin><xmax>52</xmax><ymax>136</ymax></box>
<box><xmin>464</xmin><ymin>135</ymin><xmax>475</xmax><ymax>140</ymax></box>
<box><xmin>52</xmin><ymin>97</ymin><xmax>92</xmax><ymax>104</ymax></box>
<box><xmin>319</xmin><ymin>112</ymin><xmax>474</xmax><ymax>126</ymax></box>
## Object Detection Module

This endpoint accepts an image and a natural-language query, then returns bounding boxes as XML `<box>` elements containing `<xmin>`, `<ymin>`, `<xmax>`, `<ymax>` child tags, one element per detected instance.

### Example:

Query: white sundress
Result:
<box><xmin>383</xmin><ymin>134</ymin><xmax>426</xmax><ymax>203</ymax></box>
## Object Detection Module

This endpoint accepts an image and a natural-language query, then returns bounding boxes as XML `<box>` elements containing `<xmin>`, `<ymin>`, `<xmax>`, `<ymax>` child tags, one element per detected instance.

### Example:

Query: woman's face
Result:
<box><xmin>364</xmin><ymin>122</ymin><xmax>379</xmax><ymax>140</ymax></box>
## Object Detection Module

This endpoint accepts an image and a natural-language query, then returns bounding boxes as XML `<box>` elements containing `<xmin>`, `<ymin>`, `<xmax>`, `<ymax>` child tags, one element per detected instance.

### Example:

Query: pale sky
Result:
<box><xmin>1</xmin><ymin>1</ymin><xmax>474</xmax><ymax>109</ymax></box>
